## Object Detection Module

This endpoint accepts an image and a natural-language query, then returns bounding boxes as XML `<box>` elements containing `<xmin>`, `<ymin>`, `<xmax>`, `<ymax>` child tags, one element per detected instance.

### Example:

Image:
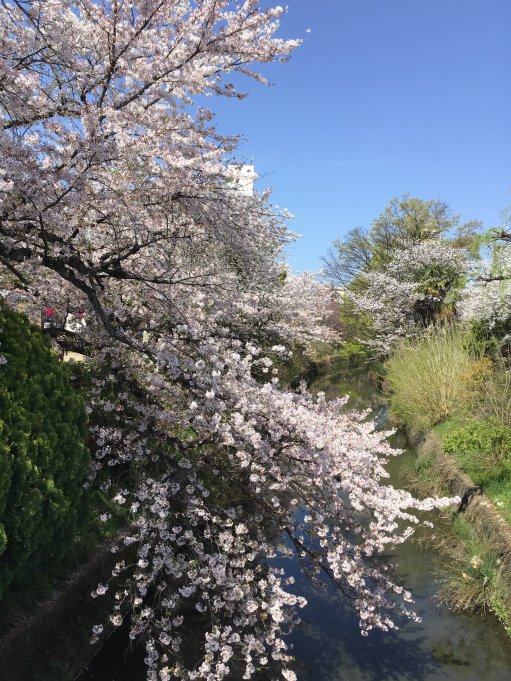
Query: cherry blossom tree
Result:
<box><xmin>459</xmin><ymin>227</ymin><xmax>511</xmax><ymax>337</ymax></box>
<box><xmin>322</xmin><ymin>198</ymin><xmax>479</xmax><ymax>357</ymax></box>
<box><xmin>347</xmin><ymin>240</ymin><xmax>470</xmax><ymax>356</ymax></box>
<box><xmin>0</xmin><ymin>3</ymin><xmax>455</xmax><ymax>679</ymax></box>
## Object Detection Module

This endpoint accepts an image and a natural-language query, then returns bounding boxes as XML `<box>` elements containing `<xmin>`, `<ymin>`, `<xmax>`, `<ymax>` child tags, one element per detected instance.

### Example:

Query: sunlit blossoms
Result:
<box><xmin>459</xmin><ymin>240</ymin><xmax>511</xmax><ymax>330</ymax></box>
<box><xmin>348</xmin><ymin>240</ymin><xmax>469</xmax><ymax>355</ymax></box>
<box><xmin>0</xmin><ymin>2</ymin><xmax>456</xmax><ymax>679</ymax></box>
<box><xmin>460</xmin><ymin>278</ymin><xmax>511</xmax><ymax>328</ymax></box>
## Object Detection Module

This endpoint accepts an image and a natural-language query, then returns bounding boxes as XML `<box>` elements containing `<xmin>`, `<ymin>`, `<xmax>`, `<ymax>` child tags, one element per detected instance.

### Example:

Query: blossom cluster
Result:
<box><xmin>459</xmin><ymin>242</ymin><xmax>511</xmax><ymax>330</ymax></box>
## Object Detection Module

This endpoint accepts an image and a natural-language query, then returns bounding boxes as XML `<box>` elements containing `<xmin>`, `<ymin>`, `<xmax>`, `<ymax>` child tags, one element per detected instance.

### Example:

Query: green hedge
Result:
<box><xmin>0</xmin><ymin>305</ymin><xmax>90</xmax><ymax>599</ymax></box>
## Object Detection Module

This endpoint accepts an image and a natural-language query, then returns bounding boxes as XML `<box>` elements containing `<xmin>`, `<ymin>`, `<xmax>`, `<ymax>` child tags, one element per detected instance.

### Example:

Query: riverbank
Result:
<box><xmin>4</xmin><ymin>363</ymin><xmax>511</xmax><ymax>681</ymax></box>
<box><xmin>410</xmin><ymin>431</ymin><xmax>511</xmax><ymax>634</ymax></box>
<box><xmin>77</xmin><ymin>365</ymin><xmax>511</xmax><ymax>681</ymax></box>
<box><xmin>318</xmin><ymin>343</ymin><xmax>511</xmax><ymax>635</ymax></box>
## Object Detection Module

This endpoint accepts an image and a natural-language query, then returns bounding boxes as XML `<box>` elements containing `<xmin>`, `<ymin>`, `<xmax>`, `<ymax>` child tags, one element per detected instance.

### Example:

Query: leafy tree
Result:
<box><xmin>322</xmin><ymin>195</ymin><xmax>461</xmax><ymax>287</ymax></box>
<box><xmin>369</xmin><ymin>195</ymin><xmax>457</xmax><ymax>265</ymax></box>
<box><xmin>0</xmin><ymin>305</ymin><xmax>89</xmax><ymax>598</ymax></box>
<box><xmin>321</xmin><ymin>227</ymin><xmax>373</xmax><ymax>288</ymax></box>
<box><xmin>347</xmin><ymin>240</ymin><xmax>469</xmax><ymax>355</ymax></box>
<box><xmin>322</xmin><ymin>197</ymin><xmax>478</xmax><ymax>355</ymax></box>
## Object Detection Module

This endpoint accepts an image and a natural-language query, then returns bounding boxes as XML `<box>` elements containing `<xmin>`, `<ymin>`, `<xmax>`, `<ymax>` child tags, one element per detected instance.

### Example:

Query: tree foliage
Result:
<box><xmin>322</xmin><ymin>196</ymin><xmax>464</xmax><ymax>287</ymax></box>
<box><xmin>0</xmin><ymin>304</ymin><xmax>89</xmax><ymax>598</ymax></box>
<box><xmin>349</xmin><ymin>240</ymin><xmax>469</xmax><ymax>354</ymax></box>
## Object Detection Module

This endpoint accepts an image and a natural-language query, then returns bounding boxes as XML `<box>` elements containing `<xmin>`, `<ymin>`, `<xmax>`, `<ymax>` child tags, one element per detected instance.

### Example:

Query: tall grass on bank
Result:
<box><xmin>474</xmin><ymin>360</ymin><xmax>511</xmax><ymax>429</ymax></box>
<box><xmin>410</xmin><ymin>437</ymin><xmax>511</xmax><ymax>635</ymax></box>
<box><xmin>385</xmin><ymin>325</ymin><xmax>487</xmax><ymax>433</ymax></box>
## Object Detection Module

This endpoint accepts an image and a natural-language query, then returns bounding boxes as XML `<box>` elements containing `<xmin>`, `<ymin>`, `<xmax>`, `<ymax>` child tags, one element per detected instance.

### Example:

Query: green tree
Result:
<box><xmin>369</xmin><ymin>195</ymin><xmax>458</xmax><ymax>265</ymax></box>
<box><xmin>0</xmin><ymin>305</ymin><xmax>90</xmax><ymax>598</ymax></box>
<box><xmin>322</xmin><ymin>196</ymin><xmax>478</xmax><ymax>351</ymax></box>
<box><xmin>322</xmin><ymin>195</ymin><xmax>467</xmax><ymax>288</ymax></box>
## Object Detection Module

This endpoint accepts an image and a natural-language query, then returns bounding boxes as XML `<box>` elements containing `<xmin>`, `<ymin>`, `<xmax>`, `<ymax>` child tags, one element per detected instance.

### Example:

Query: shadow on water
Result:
<box><xmin>79</xmin><ymin>621</ymin><xmax>147</xmax><ymax>681</ymax></box>
<box><xmin>282</xmin><ymin>541</ymin><xmax>511</xmax><ymax>681</ymax></box>
<box><xmin>285</xmin><ymin>575</ymin><xmax>443</xmax><ymax>681</ymax></box>
<box><xmin>292</xmin><ymin>624</ymin><xmax>442</xmax><ymax>681</ymax></box>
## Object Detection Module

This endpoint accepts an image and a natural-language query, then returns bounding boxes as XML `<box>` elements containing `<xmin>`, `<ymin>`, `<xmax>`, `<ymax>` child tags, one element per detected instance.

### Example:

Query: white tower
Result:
<box><xmin>226</xmin><ymin>164</ymin><xmax>256</xmax><ymax>197</ymax></box>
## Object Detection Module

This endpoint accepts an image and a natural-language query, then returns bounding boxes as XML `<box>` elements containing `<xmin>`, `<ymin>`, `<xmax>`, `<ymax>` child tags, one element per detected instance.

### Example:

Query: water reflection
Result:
<box><xmin>283</xmin><ymin>533</ymin><xmax>511</xmax><ymax>681</ymax></box>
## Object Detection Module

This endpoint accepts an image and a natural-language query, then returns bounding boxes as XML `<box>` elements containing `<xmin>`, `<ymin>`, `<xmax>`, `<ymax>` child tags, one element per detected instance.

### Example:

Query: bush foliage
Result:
<box><xmin>0</xmin><ymin>305</ymin><xmax>90</xmax><ymax>599</ymax></box>
<box><xmin>442</xmin><ymin>418</ymin><xmax>511</xmax><ymax>487</ymax></box>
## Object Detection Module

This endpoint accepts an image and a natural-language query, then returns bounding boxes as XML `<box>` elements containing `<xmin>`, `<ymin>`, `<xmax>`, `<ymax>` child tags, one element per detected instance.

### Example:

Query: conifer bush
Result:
<box><xmin>0</xmin><ymin>305</ymin><xmax>90</xmax><ymax>599</ymax></box>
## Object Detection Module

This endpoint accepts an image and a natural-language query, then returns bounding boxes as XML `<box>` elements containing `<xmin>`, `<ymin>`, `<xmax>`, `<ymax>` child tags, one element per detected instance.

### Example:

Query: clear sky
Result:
<box><xmin>211</xmin><ymin>0</ymin><xmax>511</xmax><ymax>272</ymax></box>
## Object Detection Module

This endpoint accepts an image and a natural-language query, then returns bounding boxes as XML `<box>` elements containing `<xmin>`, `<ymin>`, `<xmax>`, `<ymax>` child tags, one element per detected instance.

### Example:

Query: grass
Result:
<box><xmin>432</xmin><ymin>418</ymin><xmax>466</xmax><ymax>439</ymax></box>
<box><xmin>484</xmin><ymin>480</ymin><xmax>511</xmax><ymax>524</ymax></box>
<box><xmin>473</xmin><ymin>363</ymin><xmax>511</xmax><ymax>428</ymax></box>
<box><xmin>408</xmin><ymin>436</ymin><xmax>511</xmax><ymax>637</ymax></box>
<box><xmin>410</xmin><ymin>433</ymin><xmax>450</xmax><ymax>497</ymax></box>
<box><xmin>385</xmin><ymin>327</ymin><xmax>511</xmax><ymax>523</ymax></box>
<box><xmin>385</xmin><ymin>327</ymin><xmax>511</xmax><ymax>636</ymax></box>
<box><xmin>438</xmin><ymin>417</ymin><xmax>511</xmax><ymax>521</ymax></box>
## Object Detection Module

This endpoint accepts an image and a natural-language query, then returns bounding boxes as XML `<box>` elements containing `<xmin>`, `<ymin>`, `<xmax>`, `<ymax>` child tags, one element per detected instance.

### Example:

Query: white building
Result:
<box><xmin>226</xmin><ymin>164</ymin><xmax>256</xmax><ymax>197</ymax></box>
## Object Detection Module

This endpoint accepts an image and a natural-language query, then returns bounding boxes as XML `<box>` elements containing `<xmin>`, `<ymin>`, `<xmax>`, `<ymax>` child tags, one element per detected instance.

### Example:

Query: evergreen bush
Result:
<box><xmin>0</xmin><ymin>305</ymin><xmax>90</xmax><ymax>599</ymax></box>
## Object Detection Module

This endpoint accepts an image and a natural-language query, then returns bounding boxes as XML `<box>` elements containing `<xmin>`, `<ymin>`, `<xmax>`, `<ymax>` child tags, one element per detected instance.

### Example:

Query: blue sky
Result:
<box><xmin>211</xmin><ymin>0</ymin><xmax>511</xmax><ymax>272</ymax></box>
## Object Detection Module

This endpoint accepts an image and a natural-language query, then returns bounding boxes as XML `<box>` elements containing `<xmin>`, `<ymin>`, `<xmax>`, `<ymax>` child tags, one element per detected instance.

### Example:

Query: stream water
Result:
<box><xmin>79</xmin><ymin>368</ymin><xmax>511</xmax><ymax>681</ymax></box>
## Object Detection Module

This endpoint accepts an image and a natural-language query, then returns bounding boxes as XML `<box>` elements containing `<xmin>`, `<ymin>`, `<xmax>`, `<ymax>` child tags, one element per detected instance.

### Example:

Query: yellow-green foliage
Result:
<box><xmin>474</xmin><ymin>364</ymin><xmax>511</xmax><ymax>429</ymax></box>
<box><xmin>0</xmin><ymin>305</ymin><xmax>90</xmax><ymax>600</ymax></box>
<box><xmin>385</xmin><ymin>326</ymin><xmax>488</xmax><ymax>433</ymax></box>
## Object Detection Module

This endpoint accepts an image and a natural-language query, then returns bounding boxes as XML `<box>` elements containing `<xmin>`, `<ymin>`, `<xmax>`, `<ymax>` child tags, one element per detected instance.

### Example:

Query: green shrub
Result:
<box><xmin>0</xmin><ymin>305</ymin><xmax>90</xmax><ymax>599</ymax></box>
<box><xmin>442</xmin><ymin>418</ymin><xmax>511</xmax><ymax>487</ymax></box>
<box><xmin>470</xmin><ymin>318</ymin><xmax>511</xmax><ymax>358</ymax></box>
<box><xmin>335</xmin><ymin>340</ymin><xmax>371</xmax><ymax>364</ymax></box>
<box><xmin>385</xmin><ymin>325</ymin><xmax>488</xmax><ymax>433</ymax></box>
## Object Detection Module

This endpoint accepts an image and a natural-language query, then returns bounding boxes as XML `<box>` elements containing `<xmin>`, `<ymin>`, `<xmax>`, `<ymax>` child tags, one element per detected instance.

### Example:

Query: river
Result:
<box><xmin>79</xmin><ymin>367</ymin><xmax>511</xmax><ymax>681</ymax></box>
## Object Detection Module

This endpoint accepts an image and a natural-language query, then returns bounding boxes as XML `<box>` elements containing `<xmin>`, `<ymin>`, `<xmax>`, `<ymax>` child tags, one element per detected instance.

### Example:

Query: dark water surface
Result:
<box><xmin>79</xmin><ymin>368</ymin><xmax>511</xmax><ymax>681</ymax></box>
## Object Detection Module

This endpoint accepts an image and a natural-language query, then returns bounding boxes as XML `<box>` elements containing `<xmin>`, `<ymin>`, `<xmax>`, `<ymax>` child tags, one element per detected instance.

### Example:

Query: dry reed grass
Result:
<box><xmin>385</xmin><ymin>325</ymin><xmax>488</xmax><ymax>433</ymax></box>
